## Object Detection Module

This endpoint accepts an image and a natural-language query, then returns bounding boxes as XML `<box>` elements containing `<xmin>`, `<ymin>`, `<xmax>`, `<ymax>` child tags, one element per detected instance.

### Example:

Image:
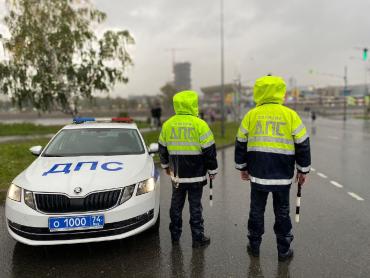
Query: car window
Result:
<box><xmin>43</xmin><ymin>128</ymin><xmax>145</xmax><ymax>156</ymax></box>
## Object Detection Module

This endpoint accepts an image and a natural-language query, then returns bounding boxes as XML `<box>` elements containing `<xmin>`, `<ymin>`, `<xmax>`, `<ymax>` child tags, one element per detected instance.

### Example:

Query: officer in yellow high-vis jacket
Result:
<box><xmin>234</xmin><ymin>76</ymin><xmax>311</xmax><ymax>261</ymax></box>
<box><xmin>159</xmin><ymin>90</ymin><xmax>218</xmax><ymax>248</ymax></box>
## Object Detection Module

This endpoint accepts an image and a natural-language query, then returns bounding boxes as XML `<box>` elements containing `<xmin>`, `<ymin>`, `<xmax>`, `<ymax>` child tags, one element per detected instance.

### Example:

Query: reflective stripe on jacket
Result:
<box><xmin>234</xmin><ymin>76</ymin><xmax>311</xmax><ymax>187</ymax></box>
<box><xmin>159</xmin><ymin>91</ymin><xmax>218</xmax><ymax>185</ymax></box>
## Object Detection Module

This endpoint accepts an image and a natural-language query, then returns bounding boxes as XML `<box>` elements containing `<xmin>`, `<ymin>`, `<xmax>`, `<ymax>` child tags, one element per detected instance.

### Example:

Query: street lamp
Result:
<box><xmin>220</xmin><ymin>0</ymin><xmax>225</xmax><ymax>137</ymax></box>
<box><xmin>343</xmin><ymin>66</ymin><xmax>348</xmax><ymax>122</ymax></box>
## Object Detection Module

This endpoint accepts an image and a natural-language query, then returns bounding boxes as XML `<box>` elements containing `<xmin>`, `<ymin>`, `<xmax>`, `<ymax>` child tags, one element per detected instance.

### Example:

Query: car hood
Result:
<box><xmin>13</xmin><ymin>154</ymin><xmax>154</xmax><ymax>197</ymax></box>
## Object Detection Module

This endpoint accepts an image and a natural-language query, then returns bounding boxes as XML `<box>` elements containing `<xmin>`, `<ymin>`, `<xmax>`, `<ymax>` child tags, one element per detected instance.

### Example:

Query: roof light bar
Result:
<box><xmin>73</xmin><ymin>117</ymin><xmax>96</xmax><ymax>124</ymax></box>
<box><xmin>111</xmin><ymin>117</ymin><xmax>134</xmax><ymax>123</ymax></box>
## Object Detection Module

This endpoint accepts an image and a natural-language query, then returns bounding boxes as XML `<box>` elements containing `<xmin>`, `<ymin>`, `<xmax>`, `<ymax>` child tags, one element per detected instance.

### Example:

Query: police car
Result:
<box><xmin>5</xmin><ymin>117</ymin><xmax>160</xmax><ymax>245</ymax></box>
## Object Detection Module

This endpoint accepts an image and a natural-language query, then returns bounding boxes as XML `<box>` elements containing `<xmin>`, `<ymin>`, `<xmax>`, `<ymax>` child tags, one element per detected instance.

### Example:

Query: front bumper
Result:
<box><xmin>8</xmin><ymin>209</ymin><xmax>154</xmax><ymax>241</ymax></box>
<box><xmin>5</xmin><ymin>185</ymin><xmax>160</xmax><ymax>245</ymax></box>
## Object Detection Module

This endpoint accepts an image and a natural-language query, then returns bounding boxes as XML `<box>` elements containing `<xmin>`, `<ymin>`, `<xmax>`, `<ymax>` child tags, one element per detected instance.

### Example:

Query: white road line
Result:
<box><xmin>347</xmin><ymin>192</ymin><xmax>364</xmax><ymax>201</ymax></box>
<box><xmin>328</xmin><ymin>136</ymin><xmax>339</xmax><ymax>140</ymax></box>
<box><xmin>311</xmin><ymin>168</ymin><xmax>316</xmax><ymax>172</ymax></box>
<box><xmin>330</xmin><ymin>180</ymin><xmax>343</xmax><ymax>188</ymax></box>
<box><xmin>317</xmin><ymin>172</ymin><xmax>327</xmax><ymax>179</ymax></box>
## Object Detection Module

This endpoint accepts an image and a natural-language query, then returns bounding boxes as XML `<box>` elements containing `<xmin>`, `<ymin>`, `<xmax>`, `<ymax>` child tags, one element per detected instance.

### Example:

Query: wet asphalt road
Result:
<box><xmin>1</xmin><ymin>117</ymin><xmax>370</xmax><ymax>277</ymax></box>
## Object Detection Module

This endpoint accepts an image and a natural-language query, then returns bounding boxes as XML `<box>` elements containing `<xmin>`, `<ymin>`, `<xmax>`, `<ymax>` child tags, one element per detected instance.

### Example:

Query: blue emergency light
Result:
<box><xmin>73</xmin><ymin>117</ymin><xmax>96</xmax><ymax>124</ymax></box>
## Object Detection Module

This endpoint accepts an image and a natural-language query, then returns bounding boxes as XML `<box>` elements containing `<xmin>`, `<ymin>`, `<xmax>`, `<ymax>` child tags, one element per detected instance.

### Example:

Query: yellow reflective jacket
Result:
<box><xmin>234</xmin><ymin>76</ymin><xmax>311</xmax><ymax>188</ymax></box>
<box><xmin>159</xmin><ymin>91</ymin><xmax>218</xmax><ymax>185</ymax></box>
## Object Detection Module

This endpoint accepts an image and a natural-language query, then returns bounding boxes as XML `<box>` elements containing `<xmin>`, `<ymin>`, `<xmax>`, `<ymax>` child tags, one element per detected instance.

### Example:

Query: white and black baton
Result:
<box><xmin>295</xmin><ymin>183</ymin><xmax>302</xmax><ymax>223</ymax></box>
<box><xmin>209</xmin><ymin>178</ymin><xmax>213</xmax><ymax>207</ymax></box>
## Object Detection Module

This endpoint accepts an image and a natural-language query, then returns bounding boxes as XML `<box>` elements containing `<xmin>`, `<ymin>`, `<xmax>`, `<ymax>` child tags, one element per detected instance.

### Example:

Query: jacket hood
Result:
<box><xmin>173</xmin><ymin>90</ymin><xmax>199</xmax><ymax>116</ymax></box>
<box><xmin>253</xmin><ymin>76</ymin><xmax>286</xmax><ymax>106</ymax></box>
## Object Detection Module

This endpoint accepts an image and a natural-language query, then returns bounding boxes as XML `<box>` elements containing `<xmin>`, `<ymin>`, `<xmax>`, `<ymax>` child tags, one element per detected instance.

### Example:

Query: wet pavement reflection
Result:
<box><xmin>1</xmin><ymin>117</ymin><xmax>370</xmax><ymax>277</ymax></box>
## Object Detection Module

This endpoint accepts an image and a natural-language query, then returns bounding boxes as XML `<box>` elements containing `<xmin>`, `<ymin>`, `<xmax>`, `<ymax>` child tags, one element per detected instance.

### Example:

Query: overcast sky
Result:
<box><xmin>2</xmin><ymin>0</ymin><xmax>370</xmax><ymax>97</ymax></box>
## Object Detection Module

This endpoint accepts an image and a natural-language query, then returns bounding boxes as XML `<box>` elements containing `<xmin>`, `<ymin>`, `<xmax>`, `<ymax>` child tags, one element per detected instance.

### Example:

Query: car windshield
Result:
<box><xmin>42</xmin><ymin>128</ymin><xmax>145</xmax><ymax>157</ymax></box>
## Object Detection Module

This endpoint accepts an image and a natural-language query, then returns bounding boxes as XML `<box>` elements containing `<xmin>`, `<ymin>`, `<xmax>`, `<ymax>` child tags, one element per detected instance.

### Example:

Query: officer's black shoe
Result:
<box><xmin>278</xmin><ymin>249</ymin><xmax>294</xmax><ymax>262</ymax></box>
<box><xmin>247</xmin><ymin>244</ymin><xmax>260</xmax><ymax>257</ymax></box>
<box><xmin>171</xmin><ymin>236</ymin><xmax>180</xmax><ymax>245</ymax></box>
<box><xmin>192</xmin><ymin>235</ymin><xmax>210</xmax><ymax>248</ymax></box>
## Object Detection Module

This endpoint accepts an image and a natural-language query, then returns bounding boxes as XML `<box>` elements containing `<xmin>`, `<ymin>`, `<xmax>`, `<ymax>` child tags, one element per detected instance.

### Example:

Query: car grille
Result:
<box><xmin>35</xmin><ymin>189</ymin><xmax>122</xmax><ymax>213</ymax></box>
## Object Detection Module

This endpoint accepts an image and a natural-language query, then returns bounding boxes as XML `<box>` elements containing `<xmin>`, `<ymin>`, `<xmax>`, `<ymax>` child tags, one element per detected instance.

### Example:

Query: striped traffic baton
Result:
<box><xmin>295</xmin><ymin>183</ymin><xmax>302</xmax><ymax>223</ymax></box>
<box><xmin>209</xmin><ymin>178</ymin><xmax>213</xmax><ymax>207</ymax></box>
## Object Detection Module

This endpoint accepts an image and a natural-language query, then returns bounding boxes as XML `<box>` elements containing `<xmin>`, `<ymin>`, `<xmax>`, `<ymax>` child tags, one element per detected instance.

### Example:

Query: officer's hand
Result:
<box><xmin>209</xmin><ymin>174</ymin><xmax>216</xmax><ymax>180</ymax></box>
<box><xmin>165</xmin><ymin>168</ymin><xmax>171</xmax><ymax>176</ymax></box>
<box><xmin>296</xmin><ymin>173</ymin><xmax>307</xmax><ymax>185</ymax></box>
<box><xmin>241</xmin><ymin>171</ymin><xmax>250</xmax><ymax>181</ymax></box>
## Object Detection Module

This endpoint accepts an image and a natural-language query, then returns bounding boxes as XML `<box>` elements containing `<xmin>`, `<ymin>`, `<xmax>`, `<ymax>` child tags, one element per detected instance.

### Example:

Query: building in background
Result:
<box><xmin>173</xmin><ymin>62</ymin><xmax>191</xmax><ymax>91</ymax></box>
<box><xmin>200</xmin><ymin>83</ymin><xmax>252</xmax><ymax>121</ymax></box>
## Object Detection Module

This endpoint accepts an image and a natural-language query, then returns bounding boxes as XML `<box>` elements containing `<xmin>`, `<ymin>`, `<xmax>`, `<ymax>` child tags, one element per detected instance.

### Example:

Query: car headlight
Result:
<box><xmin>136</xmin><ymin>178</ymin><xmax>155</xmax><ymax>196</ymax></box>
<box><xmin>119</xmin><ymin>184</ymin><xmax>136</xmax><ymax>204</ymax></box>
<box><xmin>7</xmin><ymin>184</ymin><xmax>22</xmax><ymax>202</ymax></box>
<box><xmin>24</xmin><ymin>190</ymin><xmax>36</xmax><ymax>209</ymax></box>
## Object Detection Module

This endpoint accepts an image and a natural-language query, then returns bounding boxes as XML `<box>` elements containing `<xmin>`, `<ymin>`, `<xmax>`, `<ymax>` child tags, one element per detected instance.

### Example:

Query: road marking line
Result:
<box><xmin>347</xmin><ymin>192</ymin><xmax>364</xmax><ymax>201</ymax></box>
<box><xmin>317</xmin><ymin>172</ymin><xmax>327</xmax><ymax>179</ymax></box>
<box><xmin>311</xmin><ymin>168</ymin><xmax>316</xmax><ymax>172</ymax></box>
<box><xmin>328</xmin><ymin>136</ymin><xmax>339</xmax><ymax>140</ymax></box>
<box><xmin>330</xmin><ymin>180</ymin><xmax>343</xmax><ymax>188</ymax></box>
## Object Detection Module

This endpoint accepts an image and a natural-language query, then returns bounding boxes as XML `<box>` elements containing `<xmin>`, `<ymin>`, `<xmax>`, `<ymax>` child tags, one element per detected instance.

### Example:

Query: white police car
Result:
<box><xmin>5</xmin><ymin>117</ymin><xmax>160</xmax><ymax>245</ymax></box>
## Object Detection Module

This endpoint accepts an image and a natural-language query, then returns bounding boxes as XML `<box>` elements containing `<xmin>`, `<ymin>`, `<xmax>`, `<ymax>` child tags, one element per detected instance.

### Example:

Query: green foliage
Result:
<box><xmin>0</xmin><ymin>0</ymin><xmax>134</xmax><ymax>115</ymax></box>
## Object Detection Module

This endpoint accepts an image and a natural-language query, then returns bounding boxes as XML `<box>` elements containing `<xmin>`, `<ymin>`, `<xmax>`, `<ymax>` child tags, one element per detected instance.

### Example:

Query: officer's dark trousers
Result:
<box><xmin>248</xmin><ymin>185</ymin><xmax>293</xmax><ymax>254</ymax></box>
<box><xmin>169</xmin><ymin>183</ymin><xmax>204</xmax><ymax>241</ymax></box>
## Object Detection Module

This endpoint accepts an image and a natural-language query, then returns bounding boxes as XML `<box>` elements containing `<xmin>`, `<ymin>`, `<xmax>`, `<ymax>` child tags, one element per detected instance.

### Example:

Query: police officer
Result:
<box><xmin>159</xmin><ymin>90</ymin><xmax>218</xmax><ymax>248</ymax></box>
<box><xmin>234</xmin><ymin>76</ymin><xmax>311</xmax><ymax>261</ymax></box>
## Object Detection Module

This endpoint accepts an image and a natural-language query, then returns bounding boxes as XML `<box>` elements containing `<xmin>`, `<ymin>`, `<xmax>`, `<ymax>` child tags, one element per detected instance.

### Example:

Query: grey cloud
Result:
<box><xmin>2</xmin><ymin>0</ymin><xmax>370</xmax><ymax>96</ymax></box>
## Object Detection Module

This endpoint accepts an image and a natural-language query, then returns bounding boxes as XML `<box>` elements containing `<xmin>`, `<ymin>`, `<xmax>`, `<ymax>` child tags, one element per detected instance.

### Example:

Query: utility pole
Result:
<box><xmin>233</xmin><ymin>75</ymin><xmax>242</xmax><ymax>122</ymax></box>
<box><xmin>220</xmin><ymin>0</ymin><xmax>225</xmax><ymax>137</ymax></box>
<box><xmin>237</xmin><ymin>76</ymin><xmax>242</xmax><ymax>121</ymax></box>
<box><xmin>343</xmin><ymin>65</ymin><xmax>348</xmax><ymax>121</ymax></box>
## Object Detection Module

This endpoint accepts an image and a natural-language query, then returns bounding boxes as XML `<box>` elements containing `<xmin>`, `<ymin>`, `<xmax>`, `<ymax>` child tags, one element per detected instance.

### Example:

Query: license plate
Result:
<box><xmin>48</xmin><ymin>215</ymin><xmax>105</xmax><ymax>232</ymax></box>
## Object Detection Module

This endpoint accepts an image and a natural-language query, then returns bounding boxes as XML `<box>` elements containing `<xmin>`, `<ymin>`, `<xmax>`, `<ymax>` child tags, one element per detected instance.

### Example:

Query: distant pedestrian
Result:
<box><xmin>199</xmin><ymin>110</ymin><xmax>205</xmax><ymax>120</ymax></box>
<box><xmin>234</xmin><ymin>76</ymin><xmax>311</xmax><ymax>261</ymax></box>
<box><xmin>158</xmin><ymin>90</ymin><xmax>218</xmax><ymax>248</ymax></box>
<box><xmin>311</xmin><ymin>111</ymin><xmax>316</xmax><ymax>122</ymax></box>
<box><xmin>150</xmin><ymin>107</ymin><xmax>156</xmax><ymax>129</ymax></box>
<box><xmin>209</xmin><ymin>109</ymin><xmax>216</xmax><ymax>123</ymax></box>
<box><xmin>151</xmin><ymin>103</ymin><xmax>162</xmax><ymax>129</ymax></box>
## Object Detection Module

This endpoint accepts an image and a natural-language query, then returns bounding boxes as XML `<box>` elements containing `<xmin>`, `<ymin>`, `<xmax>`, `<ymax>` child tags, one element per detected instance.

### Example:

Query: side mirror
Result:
<box><xmin>148</xmin><ymin>143</ymin><xmax>159</xmax><ymax>154</ymax></box>
<box><xmin>29</xmin><ymin>145</ymin><xmax>43</xmax><ymax>156</ymax></box>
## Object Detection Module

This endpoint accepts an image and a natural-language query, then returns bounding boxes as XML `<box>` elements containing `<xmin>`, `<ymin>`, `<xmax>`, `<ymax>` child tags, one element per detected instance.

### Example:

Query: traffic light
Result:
<box><xmin>363</xmin><ymin>48</ymin><xmax>368</xmax><ymax>61</ymax></box>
